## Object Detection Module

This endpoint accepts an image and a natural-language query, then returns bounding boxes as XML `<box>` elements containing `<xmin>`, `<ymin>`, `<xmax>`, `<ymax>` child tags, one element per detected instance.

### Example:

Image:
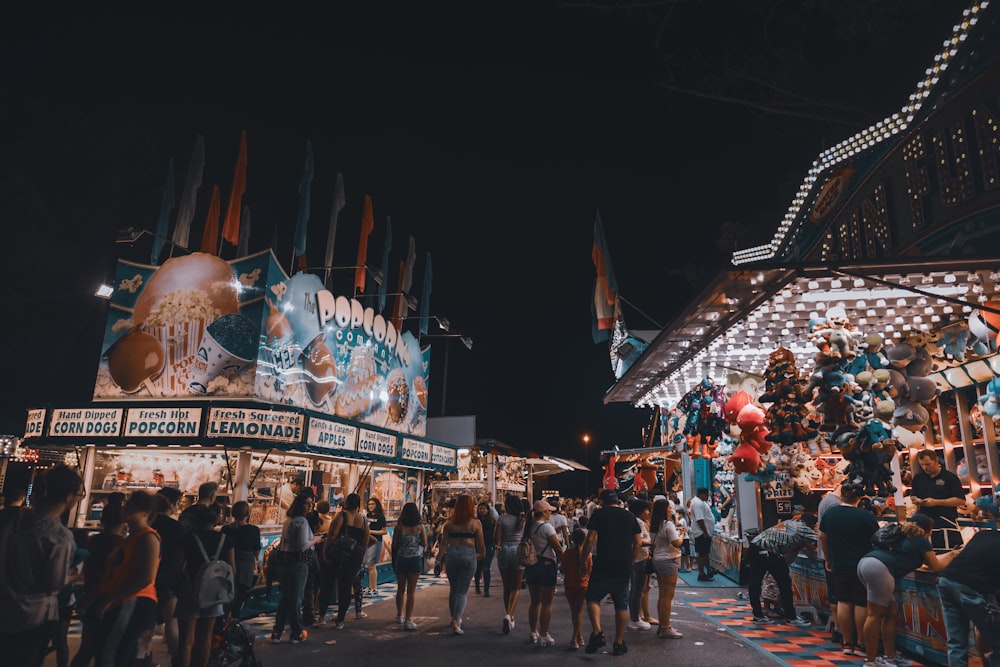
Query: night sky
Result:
<box><xmin>0</xmin><ymin>1</ymin><xmax>973</xmax><ymax>492</ymax></box>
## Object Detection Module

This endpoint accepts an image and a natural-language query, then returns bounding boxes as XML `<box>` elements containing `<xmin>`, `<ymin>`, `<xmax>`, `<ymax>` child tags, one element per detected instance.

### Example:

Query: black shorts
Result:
<box><xmin>829</xmin><ymin>570</ymin><xmax>867</xmax><ymax>607</ymax></box>
<box><xmin>694</xmin><ymin>534</ymin><xmax>712</xmax><ymax>557</ymax></box>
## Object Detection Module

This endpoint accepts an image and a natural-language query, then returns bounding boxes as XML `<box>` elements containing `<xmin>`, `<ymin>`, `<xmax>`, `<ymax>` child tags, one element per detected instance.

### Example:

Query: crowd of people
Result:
<box><xmin>3</xmin><ymin>457</ymin><xmax>999</xmax><ymax>667</ymax></box>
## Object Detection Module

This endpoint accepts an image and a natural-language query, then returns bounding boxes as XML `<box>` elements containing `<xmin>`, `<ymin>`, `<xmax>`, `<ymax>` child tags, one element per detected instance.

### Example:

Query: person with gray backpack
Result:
<box><xmin>175</xmin><ymin>504</ymin><xmax>234</xmax><ymax>667</ymax></box>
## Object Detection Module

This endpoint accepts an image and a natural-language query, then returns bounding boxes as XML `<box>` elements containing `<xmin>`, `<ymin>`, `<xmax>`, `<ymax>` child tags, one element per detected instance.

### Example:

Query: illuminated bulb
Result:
<box><xmin>830</xmin><ymin>279</ymin><xmax>842</xmax><ymax>289</ymax></box>
<box><xmin>854</xmin><ymin>278</ymin><xmax>866</xmax><ymax>288</ymax></box>
<box><xmin>856</xmin><ymin>300</ymin><xmax>867</xmax><ymax>308</ymax></box>
<box><xmin>897</xmin><ymin>298</ymin><xmax>907</xmax><ymax>307</ymax></box>
<box><xmin>944</xmin><ymin>273</ymin><xmax>957</xmax><ymax>283</ymax></box>
<box><xmin>808</xmin><ymin>280</ymin><xmax>819</xmax><ymax>290</ymax></box>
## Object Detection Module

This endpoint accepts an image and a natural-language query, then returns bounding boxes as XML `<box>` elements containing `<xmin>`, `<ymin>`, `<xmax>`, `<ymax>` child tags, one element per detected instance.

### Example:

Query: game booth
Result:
<box><xmin>17</xmin><ymin>249</ymin><xmax>459</xmax><ymax>589</ymax></box>
<box><xmin>599</xmin><ymin>3</ymin><xmax>1000</xmax><ymax>664</ymax></box>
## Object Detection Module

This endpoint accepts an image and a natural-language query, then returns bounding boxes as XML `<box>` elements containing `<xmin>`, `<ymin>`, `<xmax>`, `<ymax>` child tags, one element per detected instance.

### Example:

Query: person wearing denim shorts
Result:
<box><xmin>496</xmin><ymin>495</ymin><xmax>527</xmax><ymax>634</ymax></box>
<box><xmin>581</xmin><ymin>490</ymin><xmax>641</xmax><ymax>656</ymax></box>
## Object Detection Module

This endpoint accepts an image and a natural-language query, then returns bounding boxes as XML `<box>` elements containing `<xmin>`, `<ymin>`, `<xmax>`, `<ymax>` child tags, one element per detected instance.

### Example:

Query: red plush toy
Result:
<box><xmin>724</xmin><ymin>390</ymin><xmax>753</xmax><ymax>424</ymax></box>
<box><xmin>729</xmin><ymin>441</ymin><xmax>763</xmax><ymax>473</ymax></box>
<box><xmin>602</xmin><ymin>454</ymin><xmax>618</xmax><ymax>490</ymax></box>
<box><xmin>736</xmin><ymin>403</ymin><xmax>771</xmax><ymax>454</ymax></box>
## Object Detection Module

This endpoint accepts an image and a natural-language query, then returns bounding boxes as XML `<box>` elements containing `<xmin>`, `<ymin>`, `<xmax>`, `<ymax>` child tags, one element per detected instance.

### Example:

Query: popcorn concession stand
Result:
<box><xmin>602</xmin><ymin>3</ymin><xmax>1000</xmax><ymax>664</ymax></box>
<box><xmin>19</xmin><ymin>248</ymin><xmax>458</xmax><ymax>572</ymax></box>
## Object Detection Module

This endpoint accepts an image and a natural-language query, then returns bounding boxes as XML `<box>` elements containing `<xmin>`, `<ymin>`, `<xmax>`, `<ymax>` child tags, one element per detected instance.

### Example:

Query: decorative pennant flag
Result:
<box><xmin>221</xmin><ymin>130</ymin><xmax>247</xmax><ymax>247</ymax></box>
<box><xmin>418</xmin><ymin>252</ymin><xmax>432</xmax><ymax>337</ymax></box>
<box><xmin>152</xmin><ymin>157</ymin><xmax>175</xmax><ymax>265</ymax></box>
<box><xmin>355</xmin><ymin>195</ymin><xmax>375</xmax><ymax>292</ymax></box>
<box><xmin>378</xmin><ymin>216</ymin><xmax>392</xmax><ymax>312</ymax></box>
<box><xmin>293</xmin><ymin>140</ymin><xmax>313</xmax><ymax>269</ymax></box>
<box><xmin>324</xmin><ymin>171</ymin><xmax>346</xmax><ymax>288</ymax></box>
<box><xmin>237</xmin><ymin>205</ymin><xmax>251</xmax><ymax>257</ymax></box>
<box><xmin>401</xmin><ymin>236</ymin><xmax>416</xmax><ymax>296</ymax></box>
<box><xmin>172</xmin><ymin>134</ymin><xmax>205</xmax><ymax>249</ymax></box>
<box><xmin>390</xmin><ymin>260</ymin><xmax>405</xmax><ymax>330</ymax></box>
<box><xmin>200</xmin><ymin>185</ymin><xmax>221</xmax><ymax>255</ymax></box>
<box><xmin>591</xmin><ymin>209</ymin><xmax>619</xmax><ymax>343</ymax></box>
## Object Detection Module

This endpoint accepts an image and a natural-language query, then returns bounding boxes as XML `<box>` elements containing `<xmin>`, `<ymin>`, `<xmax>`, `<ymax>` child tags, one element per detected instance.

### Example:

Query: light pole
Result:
<box><xmin>582</xmin><ymin>434</ymin><xmax>591</xmax><ymax>497</ymax></box>
<box><xmin>420</xmin><ymin>333</ymin><xmax>473</xmax><ymax>417</ymax></box>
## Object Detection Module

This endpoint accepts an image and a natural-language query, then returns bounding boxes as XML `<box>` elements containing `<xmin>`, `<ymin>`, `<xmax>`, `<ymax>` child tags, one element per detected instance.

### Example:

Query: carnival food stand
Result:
<box><xmin>17</xmin><ymin>249</ymin><xmax>458</xmax><ymax>580</ymax></box>
<box><xmin>599</xmin><ymin>2</ymin><xmax>1000</xmax><ymax>663</ymax></box>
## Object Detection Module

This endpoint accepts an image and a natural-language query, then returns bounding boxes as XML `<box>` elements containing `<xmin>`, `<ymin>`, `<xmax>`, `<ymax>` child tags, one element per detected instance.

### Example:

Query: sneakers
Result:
<box><xmin>751</xmin><ymin>616</ymin><xmax>770</xmax><ymax>624</ymax></box>
<box><xmin>612</xmin><ymin>641</ymin><xmax>629</xmax><ymax>656</ymax></box>
<box><xmin>628</xmin><ymin>619</ymin><xmax>652</xmax><ymax>630</ymax></box>
<box><xmin>270</xmin><ymin>632</ymin><xmax>282</xmax><ymax>644</ymax></box>
<box><xmin>528</xmin><ymin>631</ymin><xmax>539</xmax><ymax>644</ymax></box>
<box><xmin>334</xmin><ymin>622</ymin><xmax>346</xmax><ymax>630</ymax></box>
<box><xmin>289</xmin><ymin>630</ymin><xmax>307</xmax><ymax>644</ymax></box>
<box><xmin>537</xmin><ymin>633</ymin><xmax>555</xmax><ymax>647</ymax></box>
<box><xmin>312</xmin><ymin>616</ymin><xmax>328</xmax><ymax>628</ymax></box>
<box><xmin>863</xmin><ymin>662</ymin><xmax>880</xmax><ymax>667</ymax></box>
<box><xmin>843</xmin><ymin>645</ymin><xmax>868</xmax><ymax>657</ymax></box>
<box><xmin>657</xmin><ymin>626</ymin><xmax>683</xmax><ymax>639</ymax></box>
<box><xmin>785</xmin><ymin>616</ymin><xmax>811</xmax><ymax>627</ymax></box>
<box><xmin>397</xmin><ymin>614</ymin><xmax>405</xmax><ymax>625</ymax></box>
<box><xmin>502</xmin><ymin>615</ymin><xmax>511</xmax><ymax>634</ymax></box>
<box><xmin>452</xmin><ymin>621</ymin><xmax>464</xmax><ymax>636</ymax></box>
<box><xmin>879</xmin><ymin>656</ymin><xmax>913</xmax><ymax>667</ymax></box>
<box><xmin>509</xmin><ymin>618</ymin><xmax>515</xmax><ymax>632</ymax></box>
<box><xmin>404</xmin><ymin>620</ymin><xmax>418</xmax><ymax>631</ymax></box>
<box><xmin>697</xmin><ymin>574</ymin><xmax>715</xmax><ymax>581</ymax></box>
<box><xmin>585</xmin><ymin>632</ymin><xmax>606</xmax><ymax>654</ymax></box>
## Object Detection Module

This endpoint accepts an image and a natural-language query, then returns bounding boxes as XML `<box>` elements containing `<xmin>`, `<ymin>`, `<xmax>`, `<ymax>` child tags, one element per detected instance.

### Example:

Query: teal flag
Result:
<box><xmin>378</xmin><ymin>216</ymin><xmax>392</xmax><ymax>312</ymax></box>
<box><xmin>293</xmin><ymin>140</ymin><xmax>314</xmax><ymax>259</ymax></box>
<box><xmin>152</xmin><ymin>158</ymin><xmax>175</xmax><ymax>264</ymax></box>
<box><xmin>418</xmin><ymin>252</ymin><xmax>432</xmax><ymax>337</ymax></box>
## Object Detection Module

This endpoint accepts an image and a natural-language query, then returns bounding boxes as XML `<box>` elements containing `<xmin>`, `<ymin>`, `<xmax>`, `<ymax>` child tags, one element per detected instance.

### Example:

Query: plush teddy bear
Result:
<box><xmin>892</xmin><ymin>398</ymin><xmax>930</xmax><ymax>431</ymax></box>
<box><xmin>736</xmin><ymin>403</ymin><xmax>771</xmax><ymax>452</ymax></box>
<box><xmin>885</xmin><ymin>342</ymin><xmax>917</xmax><ymax>371</ymax></box>
<box><xmin>907</xmin><ymin>375</ymin><xmax>941</xmax><ymax>405</ymax></box>
<box><xmin>813</xmin><ymin>370</ymin><xmax>859</xmax><ymax>432</ymax></box>
<box><xmin>906</xmin><ymin>344</ymin><xmax>935</xmax><ymax>377</ymax></box>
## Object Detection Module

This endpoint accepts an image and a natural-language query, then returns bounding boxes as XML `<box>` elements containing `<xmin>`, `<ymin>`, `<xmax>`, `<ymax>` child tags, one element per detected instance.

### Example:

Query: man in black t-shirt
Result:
<box><xmin>909</xmin><ymin>449</ymin><xmax>966</xmax><ymax>553</ymax></box>
<box><xmin>581</xmin><ymin>489</ymin><xmax>641</xmax><ymax>656</ymax></box>
<box><xmin>153</xmin><ymin>487</ymin><xmax>186</xmax><ymax>659</ymax></box>
<box><xmin>937</xmin><ymin>530</ymin><xmax>1000</xmax><ymax>667</ymax></box>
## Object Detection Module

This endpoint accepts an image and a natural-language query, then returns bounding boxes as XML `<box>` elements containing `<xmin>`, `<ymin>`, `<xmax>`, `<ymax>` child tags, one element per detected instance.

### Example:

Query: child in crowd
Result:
<box><xmin>561</xmin><ymin>528</ymin><xmax>591</xmax><ymax>650</ymax></box>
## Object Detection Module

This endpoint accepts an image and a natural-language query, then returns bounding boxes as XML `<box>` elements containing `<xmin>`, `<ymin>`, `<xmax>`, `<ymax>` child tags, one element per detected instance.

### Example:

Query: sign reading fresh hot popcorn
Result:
<box><xmin>400</xmin><ymin>437</ymin><xmax>431</xmax><ymax>464</ymax></box>
<box><xmin>49</xmin><ymin>408</ymin><xmax>124</xmax><ymax>437</ymax></box>
<box><xmin>358</xmin><ymin>428</ymin><xmax>397</xmax><ymax>458</ymax></box>
<box><xmin>206</xmin><ymin>407</ymin><xmax>303</xmax><ymax>444</ymax></box>
<box><xmin>307</xmin><ymin>417</ymin><xmax>358</xmax><ymax>452</ymax></box>
<box><xmin>124</xmin><ymin>407</ymin><xmax>202</xmax><ymax>437</ymax></box>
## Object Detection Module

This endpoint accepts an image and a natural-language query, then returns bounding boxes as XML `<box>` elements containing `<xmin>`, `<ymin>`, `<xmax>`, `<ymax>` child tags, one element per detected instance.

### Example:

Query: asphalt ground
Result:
<box><xmin>46</xmin><ymin>570</ymin><xmax>788</xmax><ymax>667</ymax></box>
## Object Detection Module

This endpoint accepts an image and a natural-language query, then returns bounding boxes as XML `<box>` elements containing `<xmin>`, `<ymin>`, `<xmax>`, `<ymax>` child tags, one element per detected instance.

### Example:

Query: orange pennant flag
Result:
<box><xmin>221</xmin><ymin>130</ymin><xmax>247</xmax><ymax>246</ymax></box>
<box><xmin>200</xmin><ymin>185</ymin><xmax>221</xmax><ymax>255</ymax></box>
<box><xmin>355</xmin><ymin>195</ymin><xmax>375</xmax><ymax>291</ymax></box>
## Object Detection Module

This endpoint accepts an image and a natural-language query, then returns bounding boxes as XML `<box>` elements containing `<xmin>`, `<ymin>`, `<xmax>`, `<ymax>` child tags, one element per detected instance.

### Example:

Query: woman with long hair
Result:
<box><xmin>391</xmin><ymin>502</ymin><xmax>427</xmax><ymax>630</ymax></box>
<box><xmin>857</xmin><ymin>514</ymin><xmax>961</xmax><ymax>667</ymax></box>
<box><xmin>496</xmin><ymin>494</ymin><xmax>527</xmax><ymax>634</ymax></box>
<box><xmin>90</xmin><ymin>490</ymin><xmax>161</xmax><ymax>667</ymax></box>
<box><xmin>627</xmin><ymin>498</ymin><xmax>654</xmax><ymax>630</ymax></box>
<box><xmin>439</xmin><ymin>494</ymin><xmax>486</xmax><ymax>635</ymax></box>
<box><xmin>271</xmin><ymin>493</ymin><xmax>322</xmax><ymax>645</ymax></box>
<box><xmin>326</xmin><ymin>493</ymin><xmax>370</xmax><ymax>630</ymax></box>
<box><xmin>474</xmin><ymin>501</ymin><xmax>497</xmax><ymax>596</ymax></box>
<box><xmin>363</xmin><ymin>497</ymin><xmax>387</xmax><ymax>596</ymax></box>
<box><xmin>650</xmin><ymin>498</ymin><xmax>685</xmax><ymax>639</ymax></box>
<box><xmin>523</xmin><ymin>499</ymin><xmax>563</xmax><ymax>646</ymax></box>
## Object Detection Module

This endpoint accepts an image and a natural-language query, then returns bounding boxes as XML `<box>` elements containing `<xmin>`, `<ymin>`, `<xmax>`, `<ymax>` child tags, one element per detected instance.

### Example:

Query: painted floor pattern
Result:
<box><xmin>685</xmin><ymin>595</ymin><xmax>934</xmax><ymax>667</ymax></box>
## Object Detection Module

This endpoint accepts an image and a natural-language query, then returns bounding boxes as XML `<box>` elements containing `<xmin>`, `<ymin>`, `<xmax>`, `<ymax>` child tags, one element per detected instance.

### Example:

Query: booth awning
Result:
<box><xmin>604</xmin><ymin>257</ymin><xmax>1000</xmax><ymax>408</ymax></box>
<box><xmin>474</xmin><ymin>438</ymin><xmax>540</xmax><ymax>459</ymax></box>
<box><xmin>523</xmin><ymin>456</ymin><xmax>590</xmax><ymax>478</ymax></box>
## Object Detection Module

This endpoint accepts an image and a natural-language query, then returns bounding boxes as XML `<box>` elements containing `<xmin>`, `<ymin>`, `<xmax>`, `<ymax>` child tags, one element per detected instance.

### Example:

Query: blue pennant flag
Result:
<box><xmin>152</xmin><ymin>158</ymin><xmax>175</xmax><ymax>264</ymax></box>
<box><xmin>378</xmin><ymin>216</ymin><xmax>392</xmax><ymax>312</ymax></box>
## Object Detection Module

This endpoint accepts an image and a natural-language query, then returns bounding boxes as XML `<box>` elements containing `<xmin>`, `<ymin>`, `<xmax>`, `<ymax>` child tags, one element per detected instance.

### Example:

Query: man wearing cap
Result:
<box><xmin>581</xmin><ymin>489</ymin><xmax>641</xmax><ymax>656</ymax></box>
<box><xmin>689</xmin><ymin>487</ymin><xmax>716</xmax><ymax>581</ymax></box>
<box><xmin>546</xmin><ymin>497</ymin><xmax>570</xmax><ymax>552</ymax></box>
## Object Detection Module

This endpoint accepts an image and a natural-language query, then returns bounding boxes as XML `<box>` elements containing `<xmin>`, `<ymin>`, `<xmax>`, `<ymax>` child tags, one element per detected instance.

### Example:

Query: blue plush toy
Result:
<box><xmin>940</xmin><ymin>327</ymin><xmax>972</xmax><ymax>363</ymax></box>
<box><xmin>979</xmin><ymin>377</ymin><xmax>1000</xmax><ymax>419</ymax></box>
<box><xmin>743</xmin><ymin>460</ymin><xmax>777</xmax><ymax>484</ymax></box>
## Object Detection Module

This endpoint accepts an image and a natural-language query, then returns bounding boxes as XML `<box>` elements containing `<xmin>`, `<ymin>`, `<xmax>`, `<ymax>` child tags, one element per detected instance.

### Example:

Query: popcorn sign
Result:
<box><xmin>124</xmin><ymin>407</ymin><xmax>202</xmax><ymax>437</ymax></box>
<box><xmin>400</xmin><ymin>437</ymin><xmax>431</xmax><ymax>464</ymax></box>
<box><xmin>358</xmin><ymin>428</ymin><xmax>397</xmax><ymax>458</ymax></box>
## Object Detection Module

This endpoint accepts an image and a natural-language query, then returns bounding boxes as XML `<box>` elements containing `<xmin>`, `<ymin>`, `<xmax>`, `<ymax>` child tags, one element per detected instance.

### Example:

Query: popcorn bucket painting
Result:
<box><xmin>188</xmin><ymin>314</ymin><xmax>258</xmax><ymax>395</ymax></box>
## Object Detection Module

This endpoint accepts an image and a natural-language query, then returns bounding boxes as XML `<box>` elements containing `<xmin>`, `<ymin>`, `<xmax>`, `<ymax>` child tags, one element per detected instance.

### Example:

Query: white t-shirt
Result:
<box><xmin>689</xmin><ymin>497</ymin><xmax>715</xmax><ymax>538</ymax></box>
<box><xmin>529</xmin><ymin>520</ymin><xmax>558</xmax><ymax>561</ymax></box>
<box><xmin>634</xmin><ymin>517</ymin><xmax>651</xmax><ymax>563</ymax></box>
<box><xmin>548</xmin><ymin>512</ymin><xmax>569</xmax><ymax>548</ymax></box>
<box><xmin>652</xmin><ymin>520</ymin><xmax>682</xmax><ymax>560</ymax></box>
